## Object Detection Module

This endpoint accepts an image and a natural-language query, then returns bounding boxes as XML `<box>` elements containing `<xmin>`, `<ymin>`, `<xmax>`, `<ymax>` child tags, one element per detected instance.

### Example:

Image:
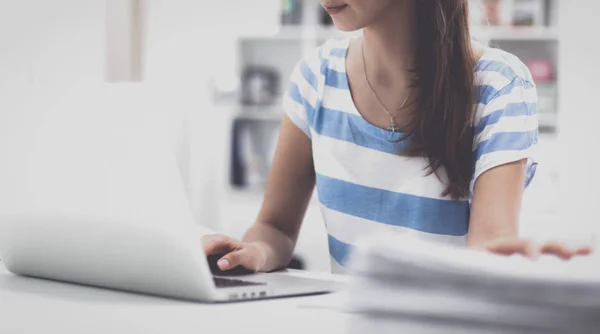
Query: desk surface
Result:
<box><xmin>0</xmin><ymin>265</ymin><xmax>352</xmax><ymax>334</ymax></box>
<box><xmin>1</xmin><ymin>264</ymin><xmax>570</xmax><ymax>334</ymax></box>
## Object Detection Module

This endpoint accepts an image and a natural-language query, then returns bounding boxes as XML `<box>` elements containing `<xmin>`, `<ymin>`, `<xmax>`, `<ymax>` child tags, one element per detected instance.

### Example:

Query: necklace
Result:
<box><xmin>361</xmin><ymin>40</ymin><xmax>410</xmax><ymax>133</ymax></box>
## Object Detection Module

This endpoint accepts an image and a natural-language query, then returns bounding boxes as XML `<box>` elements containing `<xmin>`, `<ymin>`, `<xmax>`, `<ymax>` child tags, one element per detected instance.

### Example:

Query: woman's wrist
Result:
<box><xmin>243</xmin><ymin>223</ymin><xmax>295</xmax><ymax>271</ymax></box>
<box><xmin>247</xmin><ymin>241</ymin><xmax>271</xmax><ymax>272</ymax></box>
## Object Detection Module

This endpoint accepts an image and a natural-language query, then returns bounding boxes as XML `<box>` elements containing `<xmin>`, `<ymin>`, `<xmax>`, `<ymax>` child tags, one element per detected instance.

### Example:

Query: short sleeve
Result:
<box><xmin>471</xmin><ymin>77</ymin><xmax>539</xmax><ymax>196</ymax></box>
<box><xmin>282</xmin><ymin>46</ymin><xmax>325</xmax><ymax>140</ymax></box>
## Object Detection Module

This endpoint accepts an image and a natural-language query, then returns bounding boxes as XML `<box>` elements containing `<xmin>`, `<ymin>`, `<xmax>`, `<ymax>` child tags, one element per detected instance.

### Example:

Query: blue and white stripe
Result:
<box><xmin>283</xmin><ymin>38</ymin><xmax>539</xmax><ymax>273</ymax></box>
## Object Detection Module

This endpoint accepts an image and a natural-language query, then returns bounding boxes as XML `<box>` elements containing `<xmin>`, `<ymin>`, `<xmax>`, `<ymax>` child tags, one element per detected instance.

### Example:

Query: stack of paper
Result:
<box><xmin>342</xmin><ymin>236</ymin><xmax>600</xmax><ymax>334</ymax></box>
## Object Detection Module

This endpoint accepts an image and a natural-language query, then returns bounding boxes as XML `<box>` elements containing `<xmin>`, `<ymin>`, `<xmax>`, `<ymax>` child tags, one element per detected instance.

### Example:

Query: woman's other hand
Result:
<box><xmin>483</xmin><ymin>238</ymin><xmax>593</xmax><ymax>260</ymax></box>
<box><xmin>201</xmin><ymin>234</ymin><xmax>269</xmax><ymax>272</ymax></box>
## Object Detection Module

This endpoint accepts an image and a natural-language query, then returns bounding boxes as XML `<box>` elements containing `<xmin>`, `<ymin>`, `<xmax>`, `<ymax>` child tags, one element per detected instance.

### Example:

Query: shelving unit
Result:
<box><xmin>473</xmin><ymin>0</ymin><xmax>559</xmax><ymax>132</ymax></box>
<box><xmin>538</xmin><ymin>112</ymin><xmax>558</xmax><ymax>132</ymax></box>
<box><xmin>228</xmin><ymin>104</ymin><xmax>284</xmax><ymax>122</ymax></box>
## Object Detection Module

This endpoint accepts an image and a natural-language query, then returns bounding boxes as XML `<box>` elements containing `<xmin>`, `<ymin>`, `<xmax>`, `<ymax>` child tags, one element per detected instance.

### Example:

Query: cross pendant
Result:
<box><xmin>388</xmin><ymin>117</ymin><xmax>398</xmax><ymax>133</ymax></box>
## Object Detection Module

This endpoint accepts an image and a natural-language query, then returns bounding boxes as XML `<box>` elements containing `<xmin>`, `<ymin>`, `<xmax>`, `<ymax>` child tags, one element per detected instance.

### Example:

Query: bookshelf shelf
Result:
<box><xmin>232</xmin><ymin>105</ymin><xmax>284</xmax><ymax>122</ymax></box>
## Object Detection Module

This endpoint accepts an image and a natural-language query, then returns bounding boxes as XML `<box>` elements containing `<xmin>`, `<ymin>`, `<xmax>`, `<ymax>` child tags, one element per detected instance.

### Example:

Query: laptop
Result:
<box><xmin>0</xmin><ymin>83</ymin><xmax>341</xmax><ymax>302</ymax></box>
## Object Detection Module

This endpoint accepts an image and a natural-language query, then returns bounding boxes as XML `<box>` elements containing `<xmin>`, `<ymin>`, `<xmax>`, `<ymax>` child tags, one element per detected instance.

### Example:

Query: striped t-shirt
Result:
<box><xmin>283</xmin><ymin>38</ymin><xmax>539</xmax><ymax>273</ymax></box>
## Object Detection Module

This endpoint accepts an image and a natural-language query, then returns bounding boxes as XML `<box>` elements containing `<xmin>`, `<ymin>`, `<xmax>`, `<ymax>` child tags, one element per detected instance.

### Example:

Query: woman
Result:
<box><xmin>204</xmin><ymin>0</ymin><xmax>590</xmax><ymax>273</ymax></box>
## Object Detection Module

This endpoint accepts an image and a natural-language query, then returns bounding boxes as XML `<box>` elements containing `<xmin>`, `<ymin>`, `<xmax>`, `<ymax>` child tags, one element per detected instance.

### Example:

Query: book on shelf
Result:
<box><xmin>280</xmin><ymin>0</ymin><xmax>303</xmax><ymax>25</ymax></box>
<box><xmin>471</xmin><ymin>0</ymin><xmax>546</xmax><ymax>27</ymax></box>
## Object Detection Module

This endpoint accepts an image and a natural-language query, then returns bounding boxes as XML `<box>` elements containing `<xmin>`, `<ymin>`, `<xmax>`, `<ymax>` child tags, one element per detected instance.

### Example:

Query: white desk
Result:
<box><xmin>1</xmin><ymin>264</ymin><xmax>572</xmax><ymax>334</ymax></box>
<box><xmin>0</xmin><ymin>265</ymin><xmax>351</xmax><ymax>334</ymax></box>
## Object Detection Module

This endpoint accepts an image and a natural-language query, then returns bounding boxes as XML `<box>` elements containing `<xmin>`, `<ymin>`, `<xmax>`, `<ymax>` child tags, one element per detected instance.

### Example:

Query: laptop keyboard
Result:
<box><xmin>213</xmin><ymin>277</ymin><xmax>266</xmax><ymax>288</ymax></box>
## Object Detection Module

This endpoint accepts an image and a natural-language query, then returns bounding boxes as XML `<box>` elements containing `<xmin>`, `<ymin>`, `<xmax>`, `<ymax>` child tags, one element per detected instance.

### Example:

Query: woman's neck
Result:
<box><xmin>361</xmin><ymin>1</ymin><xmax>417</xmax><ymax>89</ymax></box>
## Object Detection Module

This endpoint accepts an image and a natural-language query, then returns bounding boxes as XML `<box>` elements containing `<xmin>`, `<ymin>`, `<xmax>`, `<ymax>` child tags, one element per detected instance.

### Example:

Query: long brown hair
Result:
<box><xmin>405</xmin><ymin>0</ymin><xmax>476</xmax><ymax>199</ymax></box>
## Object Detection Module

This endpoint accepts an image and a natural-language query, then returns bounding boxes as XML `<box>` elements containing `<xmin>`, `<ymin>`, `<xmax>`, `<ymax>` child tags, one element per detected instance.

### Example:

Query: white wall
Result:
<box><xmin>0</xmin><ymin>2</ymin><xmax>211</xmax><ymax>231</ymax></box>
<box><xmin>140</xmin><ymin>1</ymin><xmax>280</xmax><ymax>232</ymax></box>
<box><xmin>0</xmin><ymin>0</ymin><xmax>284</xmax><ymax>232</ymax></box>
<box><xmin>142</xmin><ymin>0</ymin><xmax>279</xmax><ymax>84</ymax></box>
<box><xmin>0</xmin><ymin>0</ymin><xmax>279</xmax><ymax>87</ymax></box>
<box><xmin>0</xmin><ymin>1</ymin><xmax>327</xmax><ymax>271</ymax></box>
<box><xmin>0</xmin><ymin>0</ymin><xmax>105</xmax><ymax>89</ymax></box>
<box><xmin>556</xmin><ymin>0</ymin><xmax>600</xmax><ymax>245</ymax></box>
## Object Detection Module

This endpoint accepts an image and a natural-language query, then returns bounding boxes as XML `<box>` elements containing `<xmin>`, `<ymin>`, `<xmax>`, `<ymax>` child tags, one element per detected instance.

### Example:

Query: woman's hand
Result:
<box><xmin>202</xmin><ymin>234</ymin><xmax>269</xmax><ymax>272</ymax></box>
<box><xmin>483</xmin><ymin>238</ymin><xmax>593</xmax><ymax>260</ymax></box>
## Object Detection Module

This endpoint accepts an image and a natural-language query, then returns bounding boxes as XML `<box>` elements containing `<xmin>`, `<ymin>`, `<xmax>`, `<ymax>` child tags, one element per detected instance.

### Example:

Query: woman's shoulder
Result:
<box><xmin>311</xmin><ymin>38</ymin><xmax>351</xmax><ymax>61</ymax></box>
<box><xmin>474</xmin><ymin>45</ymin><xmax>536</xmax><ymax>91</ymax></box>
<box><xmin>320</xmin><ymin>37</ymin><xmax>352</xmax><ymax>58</ymax></box>
<box><xmin>293</xmin><ymin>38</ymin><xmax>350</xmax><ymax>73</ymax></box>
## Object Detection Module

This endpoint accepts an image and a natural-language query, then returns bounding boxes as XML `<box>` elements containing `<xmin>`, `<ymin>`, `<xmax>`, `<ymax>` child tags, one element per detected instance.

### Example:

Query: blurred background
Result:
<box><xmin>0</xmin><ymin>0</ymin><xmax>597</xmax><ymax>273</ymax></box>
